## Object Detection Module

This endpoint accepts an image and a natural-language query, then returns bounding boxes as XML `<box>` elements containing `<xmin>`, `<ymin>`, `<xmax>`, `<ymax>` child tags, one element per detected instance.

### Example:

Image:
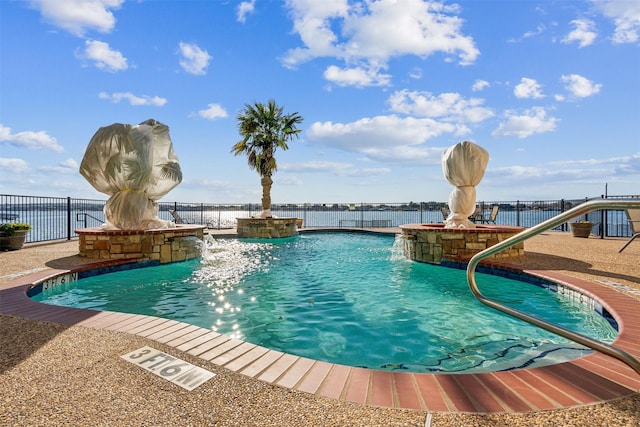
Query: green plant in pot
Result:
<box><xmin>569</xmin><ymin>220</ymin><xmax>593</xmax><ymax>238</ymax></box>
<box><xmin>0</xmin><ymin>222</ymin><xmax>32</xmax><ymax>250</ymax></box>
<box><xmin>0</xmin><ymin>222</ymin><xmax>32</xmax><ymax>236</ymax></box>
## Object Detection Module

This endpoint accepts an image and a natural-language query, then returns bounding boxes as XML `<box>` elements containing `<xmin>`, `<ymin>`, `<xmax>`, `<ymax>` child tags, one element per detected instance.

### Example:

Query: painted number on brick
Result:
<box><xmin>41</xmin><ymin>272</ymin><xmax>78</xmax><ymax>290</ymax></box>
<box><xmin>121</xmin><ymin>346</ymin><xmax>215</xmax><ymax>391</ymax></box>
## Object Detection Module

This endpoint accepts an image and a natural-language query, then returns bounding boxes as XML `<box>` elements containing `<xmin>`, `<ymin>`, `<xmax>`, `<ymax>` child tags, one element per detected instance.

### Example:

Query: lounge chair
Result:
<box><xmin>169</xmin><ymin>209</ymin><xmax>218</xmax><ymax>228</ymax></box>
<box><xmin>479</xmin><ymin>205</ymin><xmax>500</xmax><ymax>224</ymax></box>
<box><xmin>440</xmin><ymin>207</ymin><xmax>449</xmax><ymax>221</ymax></box>
<box><xmin>618</xmin><ymin>209</ymin><xmax>640</xmax><ymax>253</ymax></box>
<box><xmin>169</xmin><ymin>209</ymin><xmax>189</xmax><ymax>224</ymax></box>
<box><xmin>469</xmin><ymin>207</ymin><xmax>483</xmax><ymax>223</ymax></box>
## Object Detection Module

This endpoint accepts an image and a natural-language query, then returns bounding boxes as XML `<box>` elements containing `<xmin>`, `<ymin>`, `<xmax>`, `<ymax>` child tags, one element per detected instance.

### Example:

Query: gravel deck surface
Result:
<box><xmin>1</xmin><ymin>231</ymin><xmax>639</xmax><ymax>426</ymax></box>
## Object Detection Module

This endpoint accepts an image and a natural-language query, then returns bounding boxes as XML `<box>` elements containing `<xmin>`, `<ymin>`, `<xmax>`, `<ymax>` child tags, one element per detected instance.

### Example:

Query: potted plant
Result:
<box><xmin>0</xmin><ymin>222</ymin><xmax>32</xmax><ymax>250</ymax></box>
<box><xmin>569</xmin><ymin>220</ymin><xmax>593</xmax><ymax>238</ymax></box>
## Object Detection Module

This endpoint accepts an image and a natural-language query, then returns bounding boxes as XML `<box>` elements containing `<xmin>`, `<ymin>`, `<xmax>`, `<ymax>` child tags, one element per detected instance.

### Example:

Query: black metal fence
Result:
<box><xmin>1</xmin><ymin>193</ymin><xmax>638</xmax><ymax>244</ymax></box>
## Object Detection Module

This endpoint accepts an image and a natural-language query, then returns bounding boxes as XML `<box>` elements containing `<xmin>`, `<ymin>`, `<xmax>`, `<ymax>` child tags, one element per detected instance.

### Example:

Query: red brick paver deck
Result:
<box><xmin>1</xmin><ymin>261</ymin><xmax>639</xmax><ymax>413</ymax></box>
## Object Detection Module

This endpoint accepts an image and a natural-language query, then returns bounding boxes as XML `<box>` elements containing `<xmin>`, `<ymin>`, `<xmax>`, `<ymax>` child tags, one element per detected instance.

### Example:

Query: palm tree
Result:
<box><xmin>232</xmin><ymin>100</ymin><xmax>303</xmax><ymax>218</ymax></box>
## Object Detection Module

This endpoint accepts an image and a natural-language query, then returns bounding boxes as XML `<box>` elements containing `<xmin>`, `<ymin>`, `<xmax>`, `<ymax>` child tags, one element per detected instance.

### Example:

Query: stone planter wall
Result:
<box><xmin>236</xmin><ymin>217</ymin><xmax>298</xmax><ymax>238</ymax></box>
<box><xmin>76</xmin><ymin>224</ymin><xmax>205</xmax><ymax>263</ymax></box>
<box><xmin>400</xmin><ymin>223</ymin><xmax>525</xmax><ymax>264</ymax></box>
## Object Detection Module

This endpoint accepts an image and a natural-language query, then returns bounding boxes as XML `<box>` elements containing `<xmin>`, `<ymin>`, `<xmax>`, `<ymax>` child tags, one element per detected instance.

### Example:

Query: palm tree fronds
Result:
<box><xmin>123</xmin><ymin>157</ymin><xmax>151</xmax><ymax>184</ymax></box>
<box><xmin>92</xmin><ymin>124</ymin><xmax>136</xmax><ymax>155</ymax></box>
<box><xmin>159</xmin><ymin>161</ymin><xmax>183</xmax><ymax>183</ymax></box>
<box><xmin>104</xmin><ymin>154</ymin><xmax>123</xmax><ymax>181</ymax></box>
<box><xmin>233</xmin><ymin>99</ymin><xmax>303</xmax><ymax>210</ymax></box>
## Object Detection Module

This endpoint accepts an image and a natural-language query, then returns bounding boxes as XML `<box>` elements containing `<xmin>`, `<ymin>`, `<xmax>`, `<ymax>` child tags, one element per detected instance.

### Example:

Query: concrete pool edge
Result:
<box><xmin>2</xmin><ymin>259</ymin><xmax>639</xmax><ymax>413</ymax></box>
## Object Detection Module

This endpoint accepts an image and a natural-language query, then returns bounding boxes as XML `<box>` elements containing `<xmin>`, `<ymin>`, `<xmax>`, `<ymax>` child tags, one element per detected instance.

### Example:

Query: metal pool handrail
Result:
<box><xmin>466</xmin><ymin>199</ymin><xmax>640</xmax><ymax>375</ymax></box>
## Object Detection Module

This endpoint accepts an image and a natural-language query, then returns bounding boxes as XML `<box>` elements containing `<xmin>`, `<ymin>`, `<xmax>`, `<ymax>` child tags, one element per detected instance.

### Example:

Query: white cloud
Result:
<box><xmin>323</xmin><ymin>65</ymin><xmax>391</xmax><ymax>87</ymax></box>
<box><xmin>492</xmin><ymin>107</ymin><xmax>558</xmax><ymax>139</ymax></box>
<box><xmin>341</xmin><ymin>0</ymin><xmax>479</xmax><ymax>63</ymax></box>
<box><xmin>549</xmin><ymin>154</ymin><xmax>639</xmax><ymax>171</ymax></box>
<box><xmin>307</xmin><ymin>115</ymin><xmax>456</xmax><ymax>163</ymax></box>
<box><xmin>178</xmin><ymin>42</ymin><xmax>212</xmax><ymax>75</ymax></box>
<box><xmin>514</xmin><ymin>77</ymin><xmax>544</xmax><ymax>99</ymax></box>
<box><xmin>186</xmin><ymin>178</ymin><xmax>234</xmax><ymax>191</ymax></box>
<box><xmin>280</xmin><ymin>160</ymin><xmax>390</xmax><ymax>177</ymax></box>
<box><xmin>488</xmin><ymin>153</ymin><xmax>640</xmax><ymax>185</ymax></box>
<box><xmin>343</xmin><ymin>167</ymin><xmax>391</xmax><ymax>177</ymax></box>
<box><xmin>61</xmin><ymin>158</ymin><xmax>79</xmax><ymax>169</ymax></box>
<box><xmin>561</xmin><ymin>74</ymin><xmax>602</xmax><ymax>98</ymax></box>
<box><xmin>472</xmin><ymin>79</ymin><xmax>490</xmax><ymax>92</ymax></box>
<box><xmin>275</xmin><ymin>175</ymin><xmax>304</xmax><ymax>186</ymax></box>
<box><xmin>281</xmin><ymin>0</ymin><xmax>349</xmax><ymax>67</ymax></box>
<box><xmin>489</xmin><ymin>165</ymin><xmax>546</xmax><ymax>179</ymax></box>
<box><xmin>562</xmin><ymin>19</ymin><xmax>597</xmax><ymax>47</ymax></box>
<box><xmin>237</xmin><ymin>0</ymin><xmax>256</xmax><ymax>23</ymax></box>
<box><xmin>507</xmin><ymin>24</ymin><xmax>547</xmax><ymax>43</ymax></box>
<box><xmin>281</xmin><ymin>160</ymin><xmax>353</xmax><ymax>173</ymax></box>
<box><xmin>388</xmin><ymin>90</ymin><xmax>494</xmax><ymax>123</ymax></box>
<box><xmin>0</xmin><ymin>158</ymin><xmax>30</xmax><ymax>174</ymax></box>
<box><xmin>309</xmin><ymin>116</ymin><xmax>454</xmax><ymax>148</ymax></box>
<box><xmin>408</xmin><ymin>67</ymin><xmax>423</xmax><ymax>79</ymax></box>
<box><xmin>0</xmin><ymin>124</ymin><xmax>64</xmax><ymax>152</ymax></box>
<box><xmin>28</xmin><ymin>0</ymin><xmax>124</xmax><ymax>37</ymax></box>
<box><xmin>523</xmin><ymin>24</ymin><xmax>547</xmax><ymax>39</ymax></box>
<box><xmin>98</xmin><ymin>92</ymin><xmax>167</xmax><ymax>106</ymax></box>
<box><xmin>76</xmin><ymin>40</ymin><xmax>127</xmax><ymax>72</ymax></box>
<box><xmin>39</xmin><ymin>158</ymin><xmax>79</xmax><ymax>174</ymax></box>
<box><xmin>198</xmin><ymin>103</ymin><xmax>228</xmax><ymax>120</ymax></box>
<box><xmin>592</xmin><ymin>0</ymin><xmax>640</xmax><ymax>43</ymax></box>
<box><xmin>282</xmin><ymin>0</ymin><xmax>479</xmax><ymax>87</ymax></box>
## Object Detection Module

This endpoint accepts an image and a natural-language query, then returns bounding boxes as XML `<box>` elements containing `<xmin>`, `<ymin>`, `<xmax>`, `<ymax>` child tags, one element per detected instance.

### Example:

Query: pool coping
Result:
<box><xmin>1</xmin><ymin>258</ymin><xmax>639</xmax><ymax>413</ymax></box>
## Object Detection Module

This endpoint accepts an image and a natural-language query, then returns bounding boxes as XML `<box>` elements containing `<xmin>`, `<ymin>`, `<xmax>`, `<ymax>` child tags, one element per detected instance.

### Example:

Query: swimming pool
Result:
<box><xmin>31</xmin><ymin>232</ymin><xmax>617</xmax><ymax>373</ymax></box>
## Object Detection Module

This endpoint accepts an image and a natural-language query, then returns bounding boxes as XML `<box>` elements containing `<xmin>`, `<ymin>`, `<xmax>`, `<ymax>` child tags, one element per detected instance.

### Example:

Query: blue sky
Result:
<box><xmin>1</xmin><ymin>0</ymin><xmax>639</xmax><ymax>204</ymax></box>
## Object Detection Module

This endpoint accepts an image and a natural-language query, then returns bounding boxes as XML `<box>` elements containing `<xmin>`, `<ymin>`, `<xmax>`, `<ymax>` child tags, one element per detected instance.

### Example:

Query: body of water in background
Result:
<box><xmin>7</xmin><ymin>207</ymin><xmax>632</xmax><ymax>243</ymax></box>
<box><xmin>180</xmin><ymin>209</ymin><xmax>629</xmax><ymax>235</ymax></box>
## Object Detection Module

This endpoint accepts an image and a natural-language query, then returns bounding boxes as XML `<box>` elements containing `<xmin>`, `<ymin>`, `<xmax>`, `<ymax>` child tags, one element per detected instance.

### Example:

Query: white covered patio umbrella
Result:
<box><xmin>80</xmin><ymin>119</ymin><xmax>183</xmax><ymax>230</ymax></box>
<box><xmin>442</xmin><ymin>141</ymin><xmax>489</xmax><ymax>229</ymax></box>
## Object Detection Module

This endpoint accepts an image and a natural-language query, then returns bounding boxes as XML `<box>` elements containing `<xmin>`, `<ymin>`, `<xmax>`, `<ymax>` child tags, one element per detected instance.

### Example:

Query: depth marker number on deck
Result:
<box><xmin>121</xmin><ymin>346</ymin><xmax>215</xmax><ymax>391</ymax></box>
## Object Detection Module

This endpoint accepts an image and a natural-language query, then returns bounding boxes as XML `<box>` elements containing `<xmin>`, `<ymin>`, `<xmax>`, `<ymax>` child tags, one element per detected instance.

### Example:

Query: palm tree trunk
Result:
<box><xmin>260</xmin><ymin>175</ymin><xmax>273</xmax><ymax>217</ymax></box>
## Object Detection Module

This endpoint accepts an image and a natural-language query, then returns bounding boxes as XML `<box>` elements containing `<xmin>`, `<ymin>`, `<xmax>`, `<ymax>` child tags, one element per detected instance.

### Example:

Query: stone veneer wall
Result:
<box><xmin>236</xmin><ymin>217</ymin><xmax>298</xmax><ymax>238</ymax></box>
<box><xmin>76</xmin><ymin>224</ymin><xmax>205</xmax><ymax>263</ymax></box>
<box><xmin>400</xmin><ymin>223</ymin><xmax>525</xmax><ymax>264</ymax></box>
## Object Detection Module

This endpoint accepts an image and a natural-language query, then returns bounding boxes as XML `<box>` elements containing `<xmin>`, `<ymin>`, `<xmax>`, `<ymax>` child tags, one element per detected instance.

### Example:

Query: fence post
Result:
<box><xmin>67</xmin><ymin>197</ymin><xmax>72</xmax><ymax>240</ymax></box>
<box><xmin>516</xmin><ymin>200</ymin><xmax>520</xmax><ymax>227</ymax></box>
<box><xmin>584</xmin><ymin>197</ymin><xmax>589</xmax><ymax>222</ymax></box>
<box><xmin>600</xmin><ymin>195</ymin><xmax>606</xmax><ymax>239</ymax></box>
<box><xmin>303</xmin><ymin>204</ymin><xmax>307</xmax><ymax>227</ymax></box>
<box><xmin>599</xmin><ymin>195</ymin><xmax>603</xmax><ymax>238</ymax></box>
<box><xmin>561</xmin><ymin>199</ymin><xmax>566</xmax><ymax>231</ymax></box>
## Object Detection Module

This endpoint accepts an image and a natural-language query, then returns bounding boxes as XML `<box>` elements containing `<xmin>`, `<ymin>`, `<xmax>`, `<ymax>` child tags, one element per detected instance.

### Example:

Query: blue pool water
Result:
<box><xmin>32</xmin><ymin>233</ymin><xmax>617</xmax><ymax>373</ymax></box>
